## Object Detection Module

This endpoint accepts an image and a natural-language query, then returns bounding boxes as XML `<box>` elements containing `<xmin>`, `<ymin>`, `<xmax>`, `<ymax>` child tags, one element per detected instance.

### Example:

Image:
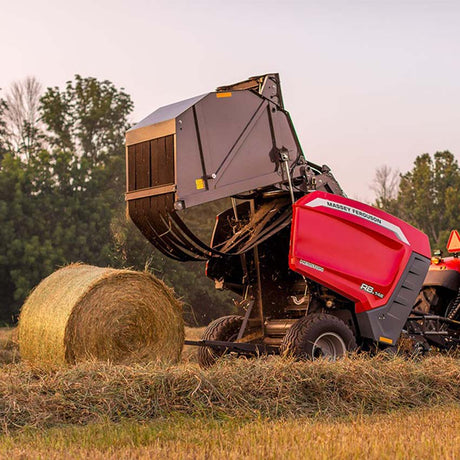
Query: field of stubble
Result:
<box><xmin>0</xmin><ymin>327</ymin><xmax>459</xmax><ymax>459</ymax></box>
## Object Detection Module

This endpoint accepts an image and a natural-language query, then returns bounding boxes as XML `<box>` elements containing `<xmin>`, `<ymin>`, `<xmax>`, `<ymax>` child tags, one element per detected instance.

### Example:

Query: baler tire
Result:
<box><xmin>197</xmin><ymin>315</ymin><xmax>243</xmax><ymax>368</ymax></box>
<box><xmin>280</xmin><ymin>313</ymin><xmax>356</xmax><ymax>360</ymax></box>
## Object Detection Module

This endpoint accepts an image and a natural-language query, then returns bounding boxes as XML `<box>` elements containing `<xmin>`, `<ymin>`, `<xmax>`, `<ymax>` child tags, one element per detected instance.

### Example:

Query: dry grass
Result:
<box><xmin>0</xmin><ymin>326</ymin><xmax>204</xmax><ymax>365</ymax></box>
<box><xmin>182</xmin><ymin>326</ymin><xmax>205</xmax><ymax>362</ymax></box>
<box><xmin>0</xmin><ymin>405</ymin><xmax>459</xmax><ymax>459</ymax></box>
<box><xmin>0</xmin><ymin>328</ymin><xmax>19</xmax><ymax>365</ymax></box>
<box><xmin>18</xmin><ymin>264</ymin><xmax>184</xmax><ymax>365</ymax></box>
<box><xmin>0</xmin><ymin>353</ymin><xmax>460</xmax><ymax>431</ymax></box>
<box><xmin>184</xmin><ymin>326</ymin><xmax>205</xmax><ymax>341</ymax></box>
<box><xmin>1</xmin><ymin>326</ymin><xmax>460</xmax><ymax>457</ymax></box>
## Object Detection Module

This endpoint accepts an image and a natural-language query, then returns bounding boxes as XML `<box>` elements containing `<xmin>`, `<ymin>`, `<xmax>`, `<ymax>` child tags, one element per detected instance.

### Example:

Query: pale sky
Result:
<box><xmin>1</xmin><ymin>0</ymin><xmax>459</xmax><ymax>201</ymax></box>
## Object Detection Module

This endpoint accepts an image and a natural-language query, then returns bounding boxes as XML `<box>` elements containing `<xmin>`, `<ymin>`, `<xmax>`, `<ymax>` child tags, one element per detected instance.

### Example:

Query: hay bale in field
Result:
<box><xmin>18</xmin><ymin>264</ymin><xmax>184</xmax><ymax>366</ymax></box>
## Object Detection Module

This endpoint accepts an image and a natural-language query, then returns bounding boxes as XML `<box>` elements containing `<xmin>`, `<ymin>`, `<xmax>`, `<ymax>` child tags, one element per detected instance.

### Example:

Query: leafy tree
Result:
<box><xmin>0</xmin><ymin>99</ymin><xmax>8</xmax><ymax>160</ymax></box>
<box><xmin>0</xmin><ymin>75</ymin><xmax>234</xmax><ymax>325</ymax></box>
<box><xmin>373</xmin><ymin>151</ymin><xmax>460</xmax><ymax>249</ymax></box>
<box><xmin>41</xmin><ymin>75</ymin><xmax>132</xmax><ymax>161</ymax></box>
<box><xmin>0</xmin><ymin>76</ymin><xmax>134</xmax><ymax>322</ymax></box>
<box><xmin>38</xmin><ymin>75</ymin><xmax>133</xmax><ymax>264</ymax></box>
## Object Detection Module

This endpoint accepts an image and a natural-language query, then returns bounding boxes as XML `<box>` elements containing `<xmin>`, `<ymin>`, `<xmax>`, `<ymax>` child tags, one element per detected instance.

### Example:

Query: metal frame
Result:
<box><xmin>184</xmin><ymin>339</ymin><xmax>278</xmax><ymax>355</ymax></box>
<box><xmin>404</xmin><ymin>313</ymin><xmax>460</xmax><ymax>348</ymax></box>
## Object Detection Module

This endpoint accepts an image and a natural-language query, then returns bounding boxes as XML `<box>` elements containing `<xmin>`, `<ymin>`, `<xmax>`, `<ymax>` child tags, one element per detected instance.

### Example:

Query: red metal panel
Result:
<box><xmin>289</xmin><ymin>191</ymin><xmax>430</xmax><ymax>313</ymax></box>
<box><xmin>429</xmin><ymin>256</ymin><xmax>460</xmax><ymax>273</ymax></box>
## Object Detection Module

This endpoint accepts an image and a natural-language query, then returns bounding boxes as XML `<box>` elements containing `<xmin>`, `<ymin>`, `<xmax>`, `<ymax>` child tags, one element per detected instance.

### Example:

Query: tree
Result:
<box><xmin>373</xmin><ymin>151</ymin><xmax>460</xmax><ymax>249</ymax></box>
<box><xmin>1</xmin><ymin>77</ymin><xmax>43</xmax><ymax>158</ymax></box>
<box><xmin>0</xmin><ymin>76</ymin><xmax>134</xmax><ymax>323</ymax></box>
<box><xmin>371</xmin><ymin>165</ymin><xmax>400</xmax><ymax>212</ymax></box>
<box><xmin>41</xmin><ymin>75</ymin><xmax>133</xmax><ymax>161</ymax></box>
<box><xmin>0</xmin><ymin>98</ymin><xmax>8</xmax><ymax>160</ymax></box>
<box><xmin>0</xmin><ymin>74</ymin><xmax>235</xmax><ymax>325</ymax></box>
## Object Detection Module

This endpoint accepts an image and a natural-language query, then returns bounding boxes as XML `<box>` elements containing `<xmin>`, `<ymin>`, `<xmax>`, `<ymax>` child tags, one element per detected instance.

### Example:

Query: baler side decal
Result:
<box><xmin>305</xmin><ymin>198</ymin><xmax>409</xmax><ymax>245</ymax></box>
<box><xmin>360</xmin><ymin>282</ymin><xmax>384</xmax><ymax>299</ymax></box>
<box><xmin>299</xmin><ymin>259</ymin><xmax>324</xmax><ymax>272</ymax></box>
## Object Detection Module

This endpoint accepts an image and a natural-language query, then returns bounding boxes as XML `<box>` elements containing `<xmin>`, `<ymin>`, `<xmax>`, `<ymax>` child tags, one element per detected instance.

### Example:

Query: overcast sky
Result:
<box><xmin>1</xmin><ymin>0</ymin><xmax>459</xmax><ymax>201</ymax></box>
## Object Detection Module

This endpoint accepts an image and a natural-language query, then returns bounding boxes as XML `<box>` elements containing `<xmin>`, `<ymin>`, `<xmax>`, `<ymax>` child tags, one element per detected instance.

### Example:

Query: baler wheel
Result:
<box><xmin>197</xmin><ymin>315</ymin><xmax>243</xmax><ymax>368</ymax></box>
<box><xmin>280</xmin><ymin>313</ymin><xmax>356</xmax><ymax>360</ymax></box>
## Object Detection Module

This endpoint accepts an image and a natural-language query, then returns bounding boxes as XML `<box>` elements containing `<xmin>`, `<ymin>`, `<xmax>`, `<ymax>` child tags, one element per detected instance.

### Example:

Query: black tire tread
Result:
<box><xmin>280</xmin><ymin>313</ymin><xmax>356</xmax><ymax>359</ymax></box>
<box><xmin>197</xmin><ymin>315</ymin><xmax>243</xmax><ymax>368</ymax></box>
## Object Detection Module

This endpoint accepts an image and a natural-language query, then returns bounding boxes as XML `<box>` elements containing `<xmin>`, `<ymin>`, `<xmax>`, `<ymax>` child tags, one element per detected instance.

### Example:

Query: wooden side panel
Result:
<box><xmin>127</xmin><ymin>135</ymin><xmax>175</xmax><ymax>192</ymax></box>
<box><xmin>150</xmin><ymin>138</ymin><xmax>161</xmax><ymax>187</ymax></box>
<box><xmin>127</xmin><ymin>135</ymin><xmax>177</xmax><ymax>253</ymax></box>
<box><xmin>127</xmin><ymin>145</ymin><xmax>136</xmax><ymax>191</ymax></box>
<box><xmin>150</xmin><ymin>134</ymin><xmax>175</xmax><ymax>187</ymax></box>
<box><xmin>136</xmin><ymin>141</ymin><xmax>150</xmax><ymax>189</ymax></box>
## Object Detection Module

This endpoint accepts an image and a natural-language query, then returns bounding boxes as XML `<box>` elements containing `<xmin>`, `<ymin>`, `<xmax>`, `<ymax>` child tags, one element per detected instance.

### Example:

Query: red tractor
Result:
<box><xmin>409</xmin><ymin>230</ymin><xmax>460</xmax><ymax>350</ymax></box>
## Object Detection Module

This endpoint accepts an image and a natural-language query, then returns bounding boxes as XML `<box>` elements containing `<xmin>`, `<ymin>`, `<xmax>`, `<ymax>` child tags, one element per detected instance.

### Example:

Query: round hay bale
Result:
<box><xmin>18</xmin><ymin>264</ymin><xmax>184</xmax><ymax>366</ymax></box>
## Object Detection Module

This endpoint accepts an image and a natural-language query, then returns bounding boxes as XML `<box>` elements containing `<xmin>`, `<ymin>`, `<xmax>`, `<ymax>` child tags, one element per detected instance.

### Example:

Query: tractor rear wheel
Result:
<box><xmin>413</xmin><ymin>287</ymin><xmax>439</xmax><ymax>314</ymax></box>
<box><xmin>197</xmin><ymin>315</ymin><xmax>243</xmax><ymax>368</ymax></box>
<box><xmin>280</xmin><ymin>313</ymin><xmax>356</xmax><ymax>360</ymax></box>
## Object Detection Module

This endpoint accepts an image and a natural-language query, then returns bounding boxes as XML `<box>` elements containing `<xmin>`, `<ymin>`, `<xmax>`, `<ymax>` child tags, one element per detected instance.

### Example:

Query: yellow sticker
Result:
<box><xmin>216</xmin><ymin>92</ymin><xmax>232</xmax><ymax>98</ymax></box>
<box><xmin>195</xmin><ymin>178</ymin><xmax>205</xmax><ymax>190</ymax></box>
<box><xmin>379</xmin><ymin>336</ymin><xmax>393</xmax><ymax>345</ymax></box>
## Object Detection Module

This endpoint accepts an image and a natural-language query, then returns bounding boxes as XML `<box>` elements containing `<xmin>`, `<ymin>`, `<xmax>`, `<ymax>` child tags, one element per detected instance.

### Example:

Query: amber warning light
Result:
<box><xmin>447</xmin><ymin>230</ymin><xmax>460</xmax><ymax>253</ymax></box>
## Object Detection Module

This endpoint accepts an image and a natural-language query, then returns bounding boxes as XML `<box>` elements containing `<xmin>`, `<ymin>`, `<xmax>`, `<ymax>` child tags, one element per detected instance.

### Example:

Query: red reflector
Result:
<box><xmin>447</xmin><ymin>230</ymin><xmax>460</xmax><ymax>253</ymax></box>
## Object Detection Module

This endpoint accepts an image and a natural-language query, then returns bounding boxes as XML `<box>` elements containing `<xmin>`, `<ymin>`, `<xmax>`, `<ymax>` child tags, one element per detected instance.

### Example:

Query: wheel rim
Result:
<box><xmin>312</xmin><ymin>332</ymin><xmax>347</xmax><ymax>360</ymax></box>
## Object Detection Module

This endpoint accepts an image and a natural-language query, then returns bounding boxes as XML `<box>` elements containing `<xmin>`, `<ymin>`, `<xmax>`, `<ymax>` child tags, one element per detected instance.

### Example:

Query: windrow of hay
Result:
<box><xmin>0</xmin><ymin>354</ymin><xmax>460</xmax><ymax>430</ymax></box>
<box><xmin>18</xmin><ymin>264</ymin><xmax>184</xmax><ymax>366</ymax></box>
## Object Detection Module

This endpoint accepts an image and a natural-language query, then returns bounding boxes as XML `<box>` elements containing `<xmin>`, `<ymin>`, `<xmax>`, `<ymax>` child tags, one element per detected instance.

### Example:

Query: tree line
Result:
<box><xmin>0</xmin><ymin>75</ymin><xmax>458</xmax><ymax>325</ymax></box>
<box><xmin>0</xmin><ymin>76</ymin><xmax>232</xmax><ymax>325</ymax></box>
<box><xmin>372</xmin><ymin>151</ymin><xmax>460</xmax><ymax>249</ymax></box>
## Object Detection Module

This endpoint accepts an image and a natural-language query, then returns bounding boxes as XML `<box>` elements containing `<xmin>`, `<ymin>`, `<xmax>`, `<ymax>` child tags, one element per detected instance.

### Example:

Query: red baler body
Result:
<box><xmin>290</xmin><ymin>191</ymin><xmax>431</xmax><ymax>315</ymax></box>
